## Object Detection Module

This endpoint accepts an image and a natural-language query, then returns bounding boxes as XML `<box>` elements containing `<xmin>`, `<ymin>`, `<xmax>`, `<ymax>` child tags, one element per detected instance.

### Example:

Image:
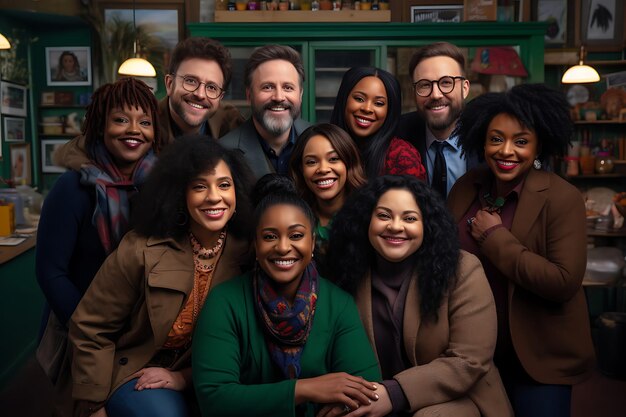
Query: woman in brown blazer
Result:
<box><xmin>447</xmin><ymin>84</ymin><xmax>595</xmax><ymax>417</ymax></box>
<box><xmin>326</xmin><ymin>175</ymin><xmax>513</xmax><ymax>417</ymax></box>
<box><xmin>68</xmin><ymin>136</ymin><xmax>255</xmax><ymax>417</ymax></box>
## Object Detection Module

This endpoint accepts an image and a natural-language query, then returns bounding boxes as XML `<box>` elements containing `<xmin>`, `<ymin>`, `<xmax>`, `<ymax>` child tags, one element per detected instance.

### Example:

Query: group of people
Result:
<box><xmin>35</xmin><ymin>36</ymin><xmax>595</xmax><ymax>417</ymax></box>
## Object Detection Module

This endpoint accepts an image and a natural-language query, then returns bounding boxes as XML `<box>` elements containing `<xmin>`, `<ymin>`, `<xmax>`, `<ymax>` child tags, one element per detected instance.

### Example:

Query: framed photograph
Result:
<box><xmin>41</xmin><ymin>139</ymin><xmax>69</xmax><ymax>174</ymax></box>
<box><xmin>411</xmin><ymin>5</ymin><xmax>464</xmax><ymax>23</ymax></box>
<box><xmin>581</xmin><ymin>0</ymin><xmax>625</xmax><ymax>50</ymax></box>
<box><xmin>464</xmin><ymin>0</ymin><xmax>498</xmax><ymax>21</ymax></box>
<box><xmin>1</xmin><ymin>81</ymin><xmax>27</xmax><ymax>117</ymax></box>
<box><xmin>3</xmin><ymin>117</ymin><xmax>26</xmax><ymax>142</ymax></box>
<box><xmin>9</xmin><ymin>143</ymin><xmax>31</xmax><ymax>185</ymax></box>
<box><xmin>45</xmin><ymin>47</ymin><xmax>92</xmax><ymax>86</ymax></box>
<box><xmin>536</xmin><ymin>0</ymin><xmax>567</xmax><ymax>44</ymax></box>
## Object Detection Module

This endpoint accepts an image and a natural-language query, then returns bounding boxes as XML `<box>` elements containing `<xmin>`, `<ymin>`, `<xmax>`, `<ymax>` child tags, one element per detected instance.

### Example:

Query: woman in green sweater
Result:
<box><xmin>192</xmin><ymin>175</ymin><xmax>382</xmax><ymax>417</ymax></box>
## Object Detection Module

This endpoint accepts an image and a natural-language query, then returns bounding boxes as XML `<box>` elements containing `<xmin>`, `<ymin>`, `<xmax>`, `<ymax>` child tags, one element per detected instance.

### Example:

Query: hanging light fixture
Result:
<box><xmin>117</xmin><ymin>0</ymin><xmax>156</xmax><ymax>77</ymax></box>
<box><xmin>561</xmin><ymin>46</ymin><xmax>600</xmax><ymax>84</ymax></box>
<box><xmin>0</xmin><ymin>33</ymin><xmax>11</xmax><ymax>50</ymax></box>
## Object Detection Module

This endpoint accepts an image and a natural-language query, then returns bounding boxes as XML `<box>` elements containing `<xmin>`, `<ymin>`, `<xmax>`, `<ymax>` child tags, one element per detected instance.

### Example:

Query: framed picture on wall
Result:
<box><xmin>581</xmin><ymin>0</ymin><xmax>625</xmax><ymax>50</ymax></box>
<box><xmin>0</xmin><ymin>81</ymin><xmax>27</xmax><ymax>117</ymax></box>
<box><xmin>9</xmin><ymin>143</ymin><xmax>31</xmax><ymax>185</ymax></box>
<box><xmin>411</xmin><ymin>5</ymin><xmax>464</xmax><ymax>23</ymax></box>
<box><xmin>3</xmin><ymin>117</ymin><xmax>26</xmax><ymax>142</ymax></box>
<box><xmin>45</xmin><ymin>47</ymin><xmax>92</xmax><ymax>86</ymax></box>
<box><xmin>536</xmin><ymin>0</ymin><xmax>567</xmax><ymax>44</ymax></box>
<box><xmin>41</xmin><ymin>139</ymin><xmax>69</xmax><ymax>174</ymax></box>
<box><xmin>464</xmin><ymin>0</ymin><xmax>498</xmax><ymax>21</ymax></box>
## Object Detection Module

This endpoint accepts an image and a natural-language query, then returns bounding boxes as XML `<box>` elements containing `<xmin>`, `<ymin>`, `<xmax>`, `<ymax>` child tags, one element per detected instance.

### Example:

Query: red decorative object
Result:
<box><xmin>470</xmin><ymin>46</ymin><xmax>528</xmax><ymax>77</ymax></box>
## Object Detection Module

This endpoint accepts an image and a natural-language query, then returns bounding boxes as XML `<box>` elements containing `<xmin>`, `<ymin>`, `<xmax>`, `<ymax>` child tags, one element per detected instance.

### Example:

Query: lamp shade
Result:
<box><xmin>118</xmin><ymin>57</ymin><xmax>156</xmax><ymax>77</ymax></box>
<box><xmin>561</xmin><ymin>62</ymin><xmax>600</xmax><ymax>84</ymax></box>
<box><xmin>470</xmin><ymin>46</ymin><xmax>528</xmax><ymax>77</ymax></box>
<box><xmin>0</xmin><ymin>33</ymin><xmax>11</xmax><ymax>50</ymax></box>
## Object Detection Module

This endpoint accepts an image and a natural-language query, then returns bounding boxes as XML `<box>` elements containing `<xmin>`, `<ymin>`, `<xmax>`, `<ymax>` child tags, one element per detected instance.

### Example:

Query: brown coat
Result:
<box><xmin>356</xmin><ymin>251</ymin><xmax>513</xmax><ymax>417</ymax></box>
<box><xmin>68</xmin><ymin>231</ymin><xmax>251</xmax><ymax>404</ymax></box>
<box><xmin>447</xmin><ymin>167</ymin><xmax>595</xmax><ymax>385</ymax></box>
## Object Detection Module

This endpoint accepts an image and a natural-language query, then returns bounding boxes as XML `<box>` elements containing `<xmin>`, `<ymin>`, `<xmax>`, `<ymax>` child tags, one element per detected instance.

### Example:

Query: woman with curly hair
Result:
<box><xmin>68</xmin><ymin>136</ymin><xmax>255</xmax><ymax>417</ymax></box>
<box><xmin>330</xmin><ymin>67</ymin><xmax>426</xmax><ymax>181</ymax></box>
<box><xmin>192</xmin><ymin>174</ymin><xmax>381</xmax><ymax>417</ymax></box>
<box><xmin>289</xmin><ymin>123</ymin><xmax>366</xmax><ymax>274</ymax></box>
<box><xmin>326</xmin><ymin>175</ymin><xmax>512</xmax><ymax>417</ymax></box>
<box><xmin>36</xmin><ymin>78</ymin><xmax>162</xmax><ymax>387</ymax></box>
<box><xmin>447</xmin><ymin>83</ymin><xmax>594</xmax><ymax>417</ymax></box>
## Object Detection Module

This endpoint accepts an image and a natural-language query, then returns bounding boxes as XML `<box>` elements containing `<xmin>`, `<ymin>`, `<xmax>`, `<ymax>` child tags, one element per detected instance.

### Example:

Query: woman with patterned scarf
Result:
<box><xmin>192</xmin><ymin>174</ymin><xmax>381</xmax><ymax>417</ymax></box>
<box><xmin>36</xmin><ymin>78</ymin><xmax>161</xmax><ymax>383</ymax></box>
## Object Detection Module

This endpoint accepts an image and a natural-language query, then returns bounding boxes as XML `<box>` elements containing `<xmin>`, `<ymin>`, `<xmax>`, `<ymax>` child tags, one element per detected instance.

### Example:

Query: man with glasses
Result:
<box><xmin>396</xmin><ymin>42</ymin><xmax>478</xmax><ymax>197</ymax></box>
<box><xmin>162</xmin><ymin>37</ymin><xmax>243</xmax><ymax>143</ymax></box>
<box><xmin>221</xmin><ymin>44</ymin><xmax>310</xmax><ymax>179</ymax></box>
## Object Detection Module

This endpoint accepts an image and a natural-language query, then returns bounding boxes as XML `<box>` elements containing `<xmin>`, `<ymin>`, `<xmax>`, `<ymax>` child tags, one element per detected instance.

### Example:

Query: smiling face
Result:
<box><xmin>302</xmin><ymin>134</ymin><xmax>348</xmax><ymax>207</ymax></box>
<box><xmin>165</xmin><ymin>58</ymin><xmax>225</xmax><ymax>134</ymax></box>
<box><xmin>484</xmin><ymin>113</ymin><xmax>539</xmax><ymax>188</ymax></box>
<box><xmin>61</xmin><ymin>54</ymin><xmax>77</xmax><ymax>72</ymax></box>
<box><xmin>103</xmin><ymin>105</ymin><xmax>154</xmax><ymax>177</ymax></box>
<box><xmin>412</xmin><ymin>56</ymin><xmax>469</xmax><ymax>139</ymax></box>
<box><xmin>255</xmin><ymin>204</ymin><xmax>315</xmax><ymax>300</ymax></box>
<box><xmin>186</xmin><ymin>160</ymin><xmax>236</xmax><ymax>247</ymax></box>
<box><xmin>368</xmin><ymin>189</ymin><xmax>423</xmax><ymax>263</ymax></box>
<box><xmin>248</xmin><ymin>59</ymin><xmax>303</xmax><ymax>138</ymax></box>
<box><xmin>344</xmin><ymin>76</ymin><xmax>388</xmax><ymax>139</ymax></box>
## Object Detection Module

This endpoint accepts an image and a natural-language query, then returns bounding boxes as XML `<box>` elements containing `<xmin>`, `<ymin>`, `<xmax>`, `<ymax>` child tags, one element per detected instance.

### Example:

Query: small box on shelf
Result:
<box><xmin>40</xmin><ymin>91</ymin><xmax>75</xmax><ymax>106</ymax></box>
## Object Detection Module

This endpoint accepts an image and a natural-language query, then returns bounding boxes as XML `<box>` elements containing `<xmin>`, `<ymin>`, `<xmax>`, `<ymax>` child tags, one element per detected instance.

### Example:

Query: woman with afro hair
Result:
<box><xmin>325</xmin><ymin>175</ymin><xmax>512</xmax><ymax>417</ymax></box>
<box><xmin>448</xmin><ymin>83</ymin><xmax>595</xmax><ymax>417</ymax></box>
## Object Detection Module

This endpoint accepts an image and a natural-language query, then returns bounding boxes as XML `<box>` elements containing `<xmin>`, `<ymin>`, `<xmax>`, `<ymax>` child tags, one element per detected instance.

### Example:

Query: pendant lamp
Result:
<box><xmin>117</xmin><ymin>0</ymin><xmax>156</xmax><ymax>77</ymax></box>
<box><xmin>0</xmin><ymin>33</ymin><xmax>11</xmax><ymax>50</ymax></box>
<box><xmin>561</xmin><ymin>46</ymin><xmax>600</xmax><ymax>84</ymax></box>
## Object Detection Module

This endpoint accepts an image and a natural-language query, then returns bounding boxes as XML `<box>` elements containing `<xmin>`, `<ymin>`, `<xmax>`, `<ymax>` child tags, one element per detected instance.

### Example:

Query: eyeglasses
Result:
<box><xmin>413</xmin><ymin>76</ymin><xmax>465</xmax><ymax>97</ymax></box>
<box><xmin>173</xmin><ymin>74</ymin><xmax>224</xmax><ymax>99</ymax></box>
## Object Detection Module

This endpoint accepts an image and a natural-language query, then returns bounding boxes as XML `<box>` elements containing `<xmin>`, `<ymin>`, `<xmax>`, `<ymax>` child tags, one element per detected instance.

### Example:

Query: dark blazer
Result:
<box><xmin>219</xmin><ymin>118</ymin><xmax>311</xmax><ymax>180</ymax></box>
<box><xmin>69</xmin><ymin>231</ymin><xmax>251</xmax><ymax>404</ymax></box>
<box><xmin>395</xmin><ymin>112</ymin><xmax>480</xmax><ymax>176</ymax></box>
<box><xmin>447</xmin><ymin>167</ymin><xmax>595</xmax><ymax>385</ymax></box>
<box><xmin>355</xmin><ymin>251</ymin><xmax>513</xmax><ymax>417</ymax></box>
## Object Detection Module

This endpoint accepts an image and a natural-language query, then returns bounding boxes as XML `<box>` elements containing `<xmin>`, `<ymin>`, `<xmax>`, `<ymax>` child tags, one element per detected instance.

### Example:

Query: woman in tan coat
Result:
<box><xmin>326</xmin><ymin>175</ymin><xmax>512</xmax><ymax>417</ymax></box>
<box><xmin>448</xmin><ymin>84</ymin><xmax>595</xmax><ymax>417</ymax></box>
<box><xmin>68</xmin><ymin>136</ymin><xmax>255</xmax><ymax>417</ymax></box>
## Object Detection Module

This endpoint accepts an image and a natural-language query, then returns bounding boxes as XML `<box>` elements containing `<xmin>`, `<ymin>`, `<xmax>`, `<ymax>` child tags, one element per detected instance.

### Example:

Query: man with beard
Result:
<box><xmin>162</xmin><ymin>37</ymin><xmax>243</xmax><ymax>142</ymax></box>
<box><xmin>395</xmin><ymin>42</ymin><xmax>478</xmax><ymax>197</ymax></box>
<box><xmin>220</xmin><ymin>45</ymin><xmax>310</xmax><ymax>180</ymax></box>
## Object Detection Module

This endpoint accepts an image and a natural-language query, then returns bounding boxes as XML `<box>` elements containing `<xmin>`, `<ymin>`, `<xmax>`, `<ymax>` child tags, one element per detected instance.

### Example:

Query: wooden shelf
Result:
<box><xmin>574</xmin><ymin>120</ymin><xmax>626</xmax><ymax>125</ymax></box>
<box><xmin>214</xmin><ymin>10</ymin><xmax>391</xmax><ymax>23</ymax></box>
<box><xmin>567</xmin><ymin>172</ymin><xmax>626</xmax><ymax>180</ymax></box>
<box><xmin>39</xmin><ymin>105</ymin><xmax>86</xmax><ymax>109</ymax></box>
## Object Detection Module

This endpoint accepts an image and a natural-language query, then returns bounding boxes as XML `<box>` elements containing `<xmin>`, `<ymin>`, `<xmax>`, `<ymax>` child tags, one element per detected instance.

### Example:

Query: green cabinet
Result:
<box><xmin>189</xmin><ymin>22</ymin><xmax>546</xmax><ymax>122</ymax></box>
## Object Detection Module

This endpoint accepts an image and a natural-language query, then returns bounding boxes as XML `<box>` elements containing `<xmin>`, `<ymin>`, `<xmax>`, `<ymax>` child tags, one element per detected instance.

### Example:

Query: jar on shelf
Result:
<box><xmin>216</xmin><ymin>0</ymin><xmax>228</xmax><ymax>11</ymax></box>
<box><xmin>595</xmin><ymin>151</ymin><xmax>614</xmax><ymax>174</ymax></box>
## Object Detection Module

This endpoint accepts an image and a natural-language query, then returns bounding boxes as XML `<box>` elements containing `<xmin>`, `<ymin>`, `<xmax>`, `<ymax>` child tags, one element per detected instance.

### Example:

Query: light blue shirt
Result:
<box><xmin>425</xmin><ymin>129</ymin><xmax>467</xmax><ymax>196</ymax></box>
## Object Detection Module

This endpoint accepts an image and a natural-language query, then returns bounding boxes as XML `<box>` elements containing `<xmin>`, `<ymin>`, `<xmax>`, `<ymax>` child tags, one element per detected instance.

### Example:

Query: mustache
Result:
<box><xmin>425</xmin><ymin>98</ymin><xmax>449</xmax><ymax>109</ymax></box>
<box><xmin>263</xmin><ymin>101</ymin><xmax>293</xmax><ymax>111</ymax></box>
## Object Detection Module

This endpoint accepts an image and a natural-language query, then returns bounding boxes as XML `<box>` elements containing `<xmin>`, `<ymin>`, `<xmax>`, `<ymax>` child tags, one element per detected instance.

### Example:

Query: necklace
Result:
<box><xmin>190</xmin><ymin>231</ymin><xmax>226</xmax><ymax>272</ymax></box>
<box><xmin>483</xmin><ymin>193</ymin><xmax>506</xmax><ymax>213</ymax></box>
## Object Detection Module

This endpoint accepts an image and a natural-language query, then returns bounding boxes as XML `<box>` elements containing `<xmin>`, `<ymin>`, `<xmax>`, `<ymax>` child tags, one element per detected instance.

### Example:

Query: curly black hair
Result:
<box><xmin>132</xmin><ymin>135</ymin><xmax>255</xmax><ymax>241</ymax></box>
<box><xmin>330</xmin><ymin>67</ymin><xmax>402</xmax><ymax>180</ymax></box>
<box><xmin>457</xmin><ymin>83</ymin><xmax>573</xmax><ymax>164</ymax></box>
<box><xmin>327</xmin><ymin>175</ymin><xmax>459</xmax><ymax>321</ymax></box>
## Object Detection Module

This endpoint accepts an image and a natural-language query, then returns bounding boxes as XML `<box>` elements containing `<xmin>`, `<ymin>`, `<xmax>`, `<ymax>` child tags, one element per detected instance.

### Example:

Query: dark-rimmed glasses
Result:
<box><xmin>413</xmin><ymin>76</ymin><xmax>465</xmax><ymax>97</ymax></box>
<box><xmin>173</xmin><ymin>74</ymin><xmax>224</xmax><ymax>99</ymax></box>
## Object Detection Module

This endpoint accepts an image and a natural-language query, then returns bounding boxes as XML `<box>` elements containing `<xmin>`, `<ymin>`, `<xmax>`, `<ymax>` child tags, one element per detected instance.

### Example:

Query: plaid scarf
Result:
<box><xmin>254</xmin><ymin>262</ymin><xmax>318</xmax><ymax>379</ymax></box>
<box><xmin>80</xmin><ymin>141</ymin><xmax>156</xmax><ymax>254</ymax></box>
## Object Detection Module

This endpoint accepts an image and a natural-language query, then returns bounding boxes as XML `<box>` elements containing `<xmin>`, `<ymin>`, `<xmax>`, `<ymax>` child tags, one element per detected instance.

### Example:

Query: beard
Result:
<box><xmin>418</xmin><ymin>97</ymin><xmax>464</xmax><ymax>133</ymax></box>
<box><xmin>252</xmin><ymin>100</ymin><xmax>300</xmax><ymax>136</ymax></box>
<box><xmin>170</xmin><ymin>94</ymin><xmax>212</xmax><ymax>129</ymax></box>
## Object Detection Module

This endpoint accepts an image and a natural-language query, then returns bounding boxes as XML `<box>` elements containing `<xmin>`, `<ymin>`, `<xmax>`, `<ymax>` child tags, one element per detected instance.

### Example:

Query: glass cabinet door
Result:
<box><xmin>309</xmin><ymin>45</ymin><xmax>382</xmax><ymax>123</ymax></box>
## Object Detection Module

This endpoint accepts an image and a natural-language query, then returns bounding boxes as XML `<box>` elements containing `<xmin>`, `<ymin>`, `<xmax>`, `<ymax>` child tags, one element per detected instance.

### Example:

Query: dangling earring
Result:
<box><xmin>533</xmin><ymin>159</ymin><xmax>542</xmax><ymax>170</ymax></box>
<box><xmin>175</xmin><ymin>208</ymin><xmax>188</xmax><ymax>226</ymax></box>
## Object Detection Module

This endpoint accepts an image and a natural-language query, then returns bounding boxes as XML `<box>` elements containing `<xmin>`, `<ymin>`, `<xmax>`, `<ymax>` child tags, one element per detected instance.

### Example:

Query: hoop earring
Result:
<box><xmin>175</xmin><ymin>209</ymin><xmax>188</xmax><ymax>226</ymax></box>
<box><xmin>533</xmin><ymin>159</ymin><xmax>542</xmax><ymax>170</ymax></box>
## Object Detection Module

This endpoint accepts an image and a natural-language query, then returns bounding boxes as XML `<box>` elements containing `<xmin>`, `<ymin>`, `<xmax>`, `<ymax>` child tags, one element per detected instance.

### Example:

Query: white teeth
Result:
<box><xmin>270</xmin><ymin>106</ymin><xmax>286</xmax><ymax>111</ymax></box>
<box><xmin>317</xmin><ymin>179</ymin><xmax>335</xmax><ymax>186</ymax></box>
<box><xmin>203</xmin><ymin>209</ymin><xmax>224</xmax><ymax>215</ymax></box>
<box><xmin>431</xmin><ymin>105</ymin><xmax>446</xmax><ymax>110</ymax></box>
<box><xmin>273</xmin><ymin>259</ymin><xmax>296</xmax><ymax>266</ymax></box>
<box><xmin>356</xmin><ymin>117</ymin><xmax>371</xmax><ymax>124</ymax></box>
<box><xmin>124</xmin><ymin>139</ymin><xmax>141</xmax><ymax>144</ymax></box>
<box><xmin>499</xmin><ymin>161</ymin><xmax>517</xmax><ymax>166</ymax></box>
<box><xmin>188</xmin><ymin>102</ymin><xmax>204</xmax><ymax>109</ymax></box>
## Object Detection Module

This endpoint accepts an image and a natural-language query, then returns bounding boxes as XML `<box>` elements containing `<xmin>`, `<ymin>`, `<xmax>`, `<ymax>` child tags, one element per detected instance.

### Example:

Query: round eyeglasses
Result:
<box><xmin>413</xmin><ymin>76</ymin><xmax>465</xmax><ymax>97</ymax></box>
<box><xmin>174</xmin><ymin>74</ymin><xmax>224</xmax><ymax>99</ymax></box>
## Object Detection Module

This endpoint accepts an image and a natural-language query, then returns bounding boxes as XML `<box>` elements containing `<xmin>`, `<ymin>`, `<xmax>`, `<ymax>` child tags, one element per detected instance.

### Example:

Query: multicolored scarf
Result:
<box><xmin>80</xmin><ymin>141</ymin><xmax>156</xmax><ymax>254</ymax></box>
<box><xmin>254</xmin><ymin>262</ymin><xmax>318</xmax><ymax>379</ymax></box>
